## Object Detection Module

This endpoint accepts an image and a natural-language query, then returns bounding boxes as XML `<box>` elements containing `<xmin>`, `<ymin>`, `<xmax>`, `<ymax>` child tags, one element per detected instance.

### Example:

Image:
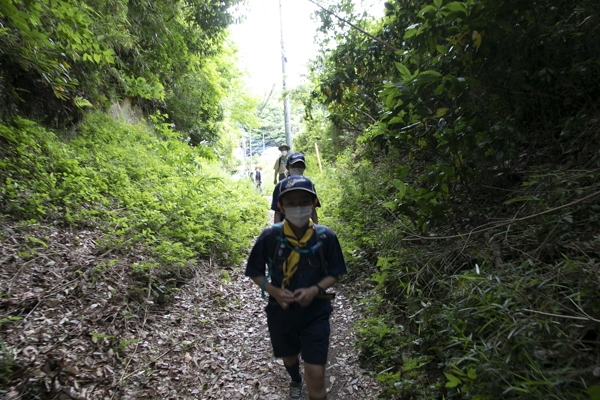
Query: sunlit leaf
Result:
<box><xmin>434</xmin><ymin>108</ymin><xmax>449</xmax><ymax>117</ymax></box>
<box><xmin>74</xmin><ymin>96</ymin><xmax>93</xmax><ymax>108</ymax></box>
<box><xmin>441</xmin><ymin>2</ymin><xmax>467</xmax><ymax>17</ymax></box>
<box><xmin>419</xmin><ymin>5</ymin><xmax>437</xmax><ymax>18</ymax></box>
<box><xmin>383</xmin><ymin>201</ymin><xmax>397</xmax><ymax>211</ymax></box>
<box><xmin>395</xmin><ymin>62</ymin><xmax>412</xmax><ymax>80</ymax></box>
<box><xmin>472</xmin><ymin>30</ymin><xmax>482</xmax><ymax>47</ymax></box>
<box><xmin>467</xmin><ymin>367</ymin><xmax>477</xmax><ymax>380</ymax></box>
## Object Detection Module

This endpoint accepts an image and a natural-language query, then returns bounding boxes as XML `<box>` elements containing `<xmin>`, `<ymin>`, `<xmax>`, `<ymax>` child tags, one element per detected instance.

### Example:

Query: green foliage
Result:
<box><xmin>308</xmin><ymin>139</ymin><xmax>600</xmax><ymax>397</ymax></box>
<box><xmin>0</xmin><ymin>339</ymin><xmax>17</xmax><ymax>386</ymax></box>
<box><xmin>0</xmin><ymin>0</ymin><xmax>245</xmax><ymax>140</ymax></box>
<box><xmin>293</xmin><ymin>95</ymin><xmax>339</xmax><ymax>164</ymax></box>
<box><xmin>347</xmin><ymin>224</ymin><xmax>600</xmax><ymax>397</ymax></box>
<box><xmin>0</xmin><ymin>316</ymin><xmax>22</xmax><ymax>328</ymax></box>
<box><xmin>251</xmin><ymin>87</ymin><xmax>293</xmax><ymax>152</ymax></box>
<box><xmin>0</xmin><ymin>314</ymin><xmax>21</xmax><ymax>384</ymax></box>
<box><xmin>299</xmin><ymin>1</ymin><xmax>600</xmax><ymax>397</ymax></box>
<box><xmin>311</xmin><ymin>0</ymin><xmax>600</xmax><ymax>231</ymax></box>
<box><xmin>0</xmin><ymin>112</ymin><xmax>267</xmax><ymax>299</ymax></box>
<box><xmin>0</xmin><ymin>0</ymin><xmax>115</xmax><ymax>99</ymax></box>
<box><xmin>124</xmin><ymin>76</ymin><xmax>165</xmax><ymax>101</ymax></box>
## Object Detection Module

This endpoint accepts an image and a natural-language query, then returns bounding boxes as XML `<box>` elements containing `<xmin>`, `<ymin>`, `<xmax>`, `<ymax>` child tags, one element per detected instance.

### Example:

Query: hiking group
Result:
<box><xmin>245</xmin><ymin>144</ymin><xmax>346</xmax><ymax>400</ymax></box>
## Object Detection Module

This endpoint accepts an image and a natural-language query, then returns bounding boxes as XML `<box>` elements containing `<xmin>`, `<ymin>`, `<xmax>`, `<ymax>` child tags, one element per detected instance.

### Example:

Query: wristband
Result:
<box><xmin>314</xmin><ymin>284</ymin><xmax>325</xmax><ymax>295</ymax></box>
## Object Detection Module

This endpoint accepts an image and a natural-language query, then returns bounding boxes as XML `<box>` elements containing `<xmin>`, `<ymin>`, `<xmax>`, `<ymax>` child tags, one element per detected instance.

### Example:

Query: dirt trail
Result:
<box><xmin>1</xmin><ymin>215</ymin><xmax>382</xmax><ymax>399</ymax></box>
<box><xmin>119</xmin><ymin>261</ymin><xmax>383</xmax><ymax>399</ymax></box>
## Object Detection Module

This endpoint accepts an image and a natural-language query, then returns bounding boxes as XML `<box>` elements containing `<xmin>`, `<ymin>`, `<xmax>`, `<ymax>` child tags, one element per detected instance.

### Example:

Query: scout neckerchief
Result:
<box><xmin>281</xmin><ymin>218</ymin><xmax>314</xmax><ymax>288</ymax></box>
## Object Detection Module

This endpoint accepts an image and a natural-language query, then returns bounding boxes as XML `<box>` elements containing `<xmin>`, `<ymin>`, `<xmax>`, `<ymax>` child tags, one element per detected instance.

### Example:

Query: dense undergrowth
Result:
<box><xmin>299</xmin><ymin>0</ymin><xmax>600</xmax><ymax>398</ymax></box>
<box><xmin>310</xmin><ymin>149</ymin><xmax>600</xmax><ymax>400</ymax></box>
<box><xmin>0</xmin><ymin>112</ymin><xmax>267</xmax><ymax>301</ymax></box>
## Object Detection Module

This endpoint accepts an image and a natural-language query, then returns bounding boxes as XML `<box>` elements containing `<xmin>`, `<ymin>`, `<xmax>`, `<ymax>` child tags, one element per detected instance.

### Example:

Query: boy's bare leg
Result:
<box><xmin>304</xmin><ymin>362</ymin><xmax>326</xmax><ymax>398</ymax></box>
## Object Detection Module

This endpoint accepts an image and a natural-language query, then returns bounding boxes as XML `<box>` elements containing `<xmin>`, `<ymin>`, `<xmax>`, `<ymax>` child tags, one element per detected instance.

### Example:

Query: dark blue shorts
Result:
<box><xmin>265</xmin><ymin>299</ymin><xmax>332</xmax><ymax>365</ymax></box>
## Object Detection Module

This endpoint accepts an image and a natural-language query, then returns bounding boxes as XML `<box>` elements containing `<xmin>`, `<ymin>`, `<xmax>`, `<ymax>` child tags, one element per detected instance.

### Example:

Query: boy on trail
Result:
<box><xmin>272</xmin><ymin>152</ymin><xmax>319</xmax><ymax>224</ymax></box>
<box><xmin>245</xmin><ymin>176</ymin><xmax>347</xmax><ymax>400</ymax></box>
<box><xmin>273</xmin><ymin>144</ymin><xmax>290</xmax><ymax>184</ymax></box>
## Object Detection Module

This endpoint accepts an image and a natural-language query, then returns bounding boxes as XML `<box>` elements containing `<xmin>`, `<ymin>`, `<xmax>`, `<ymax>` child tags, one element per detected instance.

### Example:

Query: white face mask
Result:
<box><xmin>284</xmin><ymin>206</ymin><xmax>313</xmax><ymax>227</ymax></box>
<box><xmin>281</xmin><ymin>151</ymin><xmax>288</xmax><ymax>156</ymax></box>
<box><xmin>288</xmin><ymin>167</ymin><xmax>304</xmax><ymax>176</ymax></box>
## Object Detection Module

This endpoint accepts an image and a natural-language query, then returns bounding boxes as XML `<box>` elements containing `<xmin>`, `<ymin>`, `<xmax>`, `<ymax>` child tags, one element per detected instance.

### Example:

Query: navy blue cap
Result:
<box><xmin>279</xmin><ymin>176</ymin><xmax>316</xmax><ymax>197</ymax></box>
<box><xmin>287</xmin><ymin>152</ymin><xmax>306</xmax><ymax>165</ymax></box>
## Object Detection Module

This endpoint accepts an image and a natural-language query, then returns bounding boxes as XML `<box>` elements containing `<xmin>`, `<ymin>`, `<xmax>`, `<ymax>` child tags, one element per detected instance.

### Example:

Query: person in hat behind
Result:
<box><xmin>271</xmin><ymin>152</ymin><xmax>320</xmax><ymax>224</ymax></box>
<box><xmin>245</xmin><ymin>176</ymin><xmax>347</xmax><ymax>400</ymax></box>
<box><xmin>273</xmin><ymin>144</ymin><xmax>290</xmax><ymax>184</ymax></box>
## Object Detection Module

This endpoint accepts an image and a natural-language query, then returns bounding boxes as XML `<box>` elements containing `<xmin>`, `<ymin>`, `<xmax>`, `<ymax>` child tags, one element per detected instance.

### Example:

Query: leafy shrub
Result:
<box><xmin>327</xmin><ymin>164</ymin><xmax>600</xmax><ymax>398</ymax></box>
<box><xmin>0</xmin><ymin>112</ymin><xmax>267</xmax><ymax>299</ymax></box>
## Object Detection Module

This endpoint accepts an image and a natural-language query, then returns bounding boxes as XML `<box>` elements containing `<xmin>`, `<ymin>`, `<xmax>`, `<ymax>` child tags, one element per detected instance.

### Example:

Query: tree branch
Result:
<box><xmin>403</xmin><ymin>189</ymin><xmax>600</xmax><ymax>241</ymax></box>
<box><xmin>307</xmin><ymin>0</ymin><xmax>400</xmax><ymax>52</ymax></box>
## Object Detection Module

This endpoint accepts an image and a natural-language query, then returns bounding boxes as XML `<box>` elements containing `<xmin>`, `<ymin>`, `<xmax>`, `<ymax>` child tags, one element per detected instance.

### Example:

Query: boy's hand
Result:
<box><xmin>273</xmin><ymin>288</ymin><xmax>296</xmax><ymax>309</ymax></box>
<box><xmin>292</xmin><ymin>286</ymin><xmax>318</xmax><ymax>307</ymax></box>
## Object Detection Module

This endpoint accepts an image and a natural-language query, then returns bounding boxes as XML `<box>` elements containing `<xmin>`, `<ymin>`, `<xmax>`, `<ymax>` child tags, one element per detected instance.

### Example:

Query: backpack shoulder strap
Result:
<box><xmin>312</xmin><ymin>224</ymin><xmax>328</xmax><ymax>275</ymax></box>
<box><xmin>270</xmin><ymin>222</ymin><xmax>285</xmax><ymax>263</ymax></box>
<box><xmin>261</xmin><ymin>222</ymin><xmax>285</xmax><ymax>298</ymax></box>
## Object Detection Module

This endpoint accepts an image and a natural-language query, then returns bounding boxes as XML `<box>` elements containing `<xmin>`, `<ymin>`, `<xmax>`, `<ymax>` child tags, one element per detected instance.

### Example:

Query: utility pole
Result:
<box><xmin>279</xmin><ymin>0</ymin><xmax>292</xmax><ymax>150</ymax></box>
<box><xmin>248</xmin><ymin>129</ymin><xmax>253</xmax><ymax>172</ymax></box>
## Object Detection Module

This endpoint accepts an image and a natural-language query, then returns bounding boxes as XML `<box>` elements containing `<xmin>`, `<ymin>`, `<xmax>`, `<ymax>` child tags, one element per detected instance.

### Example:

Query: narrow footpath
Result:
<box><xmin>115</xmin><ymin>259</ymin><xmax>384</xmax><ymax>399</ymax></box>
<box><xmin>1</xmin><ymin>211</ymin><xmax>382</xmax><ymax>399</ymax></box>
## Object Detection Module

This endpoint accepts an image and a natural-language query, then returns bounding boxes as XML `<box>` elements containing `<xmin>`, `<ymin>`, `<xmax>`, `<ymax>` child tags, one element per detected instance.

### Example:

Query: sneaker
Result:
<box><xmin>288</xmin><ymin>380</ymin><xmax>302</xmax><ymax>400</ymax></box>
